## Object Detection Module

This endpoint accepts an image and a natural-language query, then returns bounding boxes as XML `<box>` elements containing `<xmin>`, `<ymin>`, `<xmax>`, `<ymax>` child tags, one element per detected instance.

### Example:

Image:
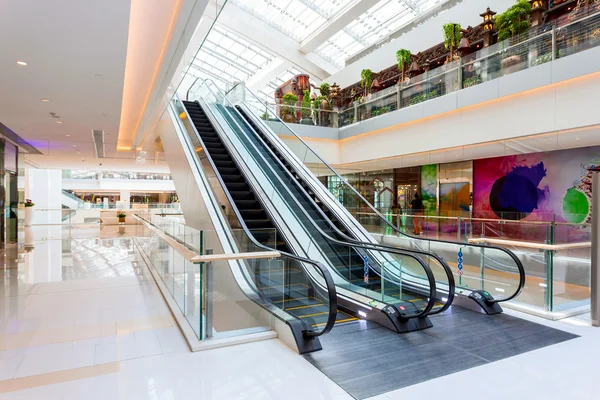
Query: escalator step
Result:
<box><xmin>210</xmin><ymin>154</ymin><xmax>231</xmax><ymax>161</ymax></box>
<box><xmin>239</xmin><ymin>209</ymin><xmax>266</xmax><ymax>219</ymax></box>
<box><xmin>225</xmin><ymin>182</ymin><xmax>249</xmax><ymax>191</ymax></box>
<box><xmin>245</xmin><ymin>220</ymin><xmax>273</xmax><ymax>229</ymax></box>
<box><xmin>218</xmin><ymin>167</ymin><xmax>238</xmax><ymax>174</ymax></box>
<box><xmin>221</xmin><ymin>174</ymin><xmax>244</xmax><ymax>182</ymax></box>
<box><xmin>235</xmin><ymin>199</ymin><xmax>260</xmax><ymax>207</ymax></box>
<box><xmin>229</xmin><ymin>193</ymin><xmax>257</xmax><ymax>202</ymax></box>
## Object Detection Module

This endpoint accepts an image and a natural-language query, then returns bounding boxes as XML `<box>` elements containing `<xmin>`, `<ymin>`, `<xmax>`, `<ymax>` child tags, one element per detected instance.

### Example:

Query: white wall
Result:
<box><xmin>324</xmin><ymin>0</ymin><xmax>515</xmax><ymax>88</ymax></box>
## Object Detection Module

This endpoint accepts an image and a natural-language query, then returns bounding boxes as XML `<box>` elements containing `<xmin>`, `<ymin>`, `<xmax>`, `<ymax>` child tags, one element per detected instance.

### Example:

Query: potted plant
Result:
<box><xmin>117</xmin><ymin>212</ymin><xmax>126</xmax><ymax>224</ymax></box>
<box><xmin>281</xmin><ymin>93</ymin><xmax>298</xmax><ymax>123</ymax></box>
<box><xmin>443</xmin><ymin>22</ymin><xmax>461</xmax><ymax>61</ymax></box>
<box><xmin>495</xmin><ymin>0</ymin><xmax>531</xmax><ymax>42</ymax></box>
<box><xmin>360</xmin><ymin>69</ymin><xmax>373</xmax><ymax>98</ymax></box>
<box><xmin>300</xmin><ymin>90</ymin><xmax>313</xmax><ymax>125</ymax></box>
<box><xmin>350</xmin><ymin>89</ymin><xmax>359</xmax><ymax>106</ymax></box>
<box><xmin>318</xmin><ymin>83</ymin><xmax>332</xmax><ymax>126</ymax></box>
<box><xmin>396</xmin><ymin>49</ymin><xmax>412</xmax><ymax>83</ymax></box>
<box><xmin>21</xmin><ymin>199</ymin><xmax>35</xmax><ymax>227</ymax></box>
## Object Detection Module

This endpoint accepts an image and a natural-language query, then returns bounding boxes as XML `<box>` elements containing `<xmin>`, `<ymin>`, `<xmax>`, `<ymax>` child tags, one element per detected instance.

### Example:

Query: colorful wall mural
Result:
<box><xmin>473</xmin><ymin>146</ymin><xmax>599</xmax><ymax>241</ymax></box>
<box><xmin>420</xmin><ymin>164</ymin><xmax>437</xmax><ymax>214</ymax></box>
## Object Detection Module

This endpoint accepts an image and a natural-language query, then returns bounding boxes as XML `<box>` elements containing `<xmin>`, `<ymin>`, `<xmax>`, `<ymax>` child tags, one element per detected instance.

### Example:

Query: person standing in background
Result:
<box><xmin>410</xmin><ymin>193</ymin><xmax>424</xmax><ymax>235</ymax></box>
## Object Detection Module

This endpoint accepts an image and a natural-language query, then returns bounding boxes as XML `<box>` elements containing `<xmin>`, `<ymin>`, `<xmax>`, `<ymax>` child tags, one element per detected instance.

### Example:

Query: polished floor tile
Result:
<box><xmin>2</xmin><ymin>234</ymin><xmax>600</xmax><ymax>400</ymax></box>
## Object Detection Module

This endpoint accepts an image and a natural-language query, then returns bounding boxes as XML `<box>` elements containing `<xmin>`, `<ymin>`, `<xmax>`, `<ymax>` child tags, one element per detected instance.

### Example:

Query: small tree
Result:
<box><xmin>301</xmin><ymin>90</ymin><xmax>311</xmax><ymax>119</ymax></box>
<box><xmin>360</xmin><ymin>69</ymin><xmax>373</xmax><ymax>96</ymax></box>
<box><xmin>495</xmin><ymin>0</ymin><xmax>532</xmax><ymax>41</ymax></box>
<box><xmin>396</xmin><ymin>49</ymin><xmax>412</xmax><ymax>81</ymax></box>
<box><xmin>281</xmin><ymin>93</ymin><xmax>298</xmax><ymax>120</ymax></box>
<box><xmin>443</xmin><ymin>22</ymin><xmax>461</xmax><ymax>60</ymax></box>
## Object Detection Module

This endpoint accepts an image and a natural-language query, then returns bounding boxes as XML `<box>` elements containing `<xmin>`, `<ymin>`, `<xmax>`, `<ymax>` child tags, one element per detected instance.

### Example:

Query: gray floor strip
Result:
<box><xmin>303</xmin><ymin>307</ymin><xmax>578</xmax><ymax>399</ymax></box>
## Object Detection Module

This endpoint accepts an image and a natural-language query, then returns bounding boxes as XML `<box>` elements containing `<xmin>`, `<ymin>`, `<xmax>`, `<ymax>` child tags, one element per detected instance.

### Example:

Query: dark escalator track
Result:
<box><xmin>182</xmin><ymin>100</ymin><xmax>357</xmax><ymax>329</ymax></box>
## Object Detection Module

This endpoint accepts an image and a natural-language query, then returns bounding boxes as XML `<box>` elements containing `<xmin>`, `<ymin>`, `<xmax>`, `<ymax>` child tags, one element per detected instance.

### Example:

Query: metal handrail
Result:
<box><xmin>227</xmin><ymin>81</ymin><xmax>525</xmax><ymax>305</ymax></box>
<box><xmin>178</xmin><ymin>88</ymin><xmax>337</xmax><ymax>337</ymax></box>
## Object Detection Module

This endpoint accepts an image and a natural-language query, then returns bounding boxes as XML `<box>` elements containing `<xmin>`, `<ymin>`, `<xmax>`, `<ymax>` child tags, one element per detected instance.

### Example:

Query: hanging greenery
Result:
<box><xmin>495</xmin><ymin>0</ymin><xmax>532</xmax><ymax>41</ymax></box>
<box><xmin>319</xmin><ymin>83</ymin><xmax>331</xmax><ymax>99</ymax></box>
<box><xmin>442</xmin><ymin>22</ymin><xmax>461</xmax><ymax>50</ymax></box>
<box><xmin>360</xmin><ymin>69</ymin><xmax>373</xmax><ymax>95</ymax></box>
<box><xmin>396</xmin><ymin>49</ymin><xmax>411</xmax><ymax>72</ymax></box>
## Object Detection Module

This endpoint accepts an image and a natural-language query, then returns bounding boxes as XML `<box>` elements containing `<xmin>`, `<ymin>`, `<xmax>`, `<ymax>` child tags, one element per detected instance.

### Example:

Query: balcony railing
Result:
<box><xmin>251</xmin><ymin>9</ymin><xmax>600</xmax><ymax>130</ymax></box>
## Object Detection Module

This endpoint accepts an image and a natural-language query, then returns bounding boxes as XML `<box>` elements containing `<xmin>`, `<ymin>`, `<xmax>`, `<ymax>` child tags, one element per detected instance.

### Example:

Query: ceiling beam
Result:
<box><xmin>247</xmin><ymin>60</ymin><xmax>291</xmax><ymax>91</ymax></box>
<box><xmin>299</xmin><ymin>0</ymin><xmax>379</xmax><ymax>54</ymax></box>
<box><xmin>217</xmin><ymin>3</ymin><xmax>330</xmax><ymax>80</ymax></box>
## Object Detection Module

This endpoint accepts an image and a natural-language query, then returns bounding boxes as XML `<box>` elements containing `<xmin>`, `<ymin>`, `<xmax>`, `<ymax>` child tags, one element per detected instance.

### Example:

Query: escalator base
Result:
<box><xmin>303</xmin><ymin>307</ymin><xmax>578</xmax><ymax>399</ymax></box>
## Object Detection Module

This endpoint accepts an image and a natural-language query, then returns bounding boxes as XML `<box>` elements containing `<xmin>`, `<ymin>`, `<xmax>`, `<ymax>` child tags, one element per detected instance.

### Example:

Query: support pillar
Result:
<box><xmin>591</xmin><ymin>167</ymin><xmax>600</xmax><ymax>326</ymax></box>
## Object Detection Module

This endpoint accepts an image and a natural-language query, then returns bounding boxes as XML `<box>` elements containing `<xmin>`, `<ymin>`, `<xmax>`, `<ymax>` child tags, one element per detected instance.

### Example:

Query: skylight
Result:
<box><xmin>187</xmin><ymin>24</ymin><xmax>280</xmax><ymax>92</ymax></box>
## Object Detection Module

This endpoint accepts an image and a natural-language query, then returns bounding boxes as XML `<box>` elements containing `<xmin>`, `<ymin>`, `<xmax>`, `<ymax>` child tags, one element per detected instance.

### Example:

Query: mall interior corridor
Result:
<box><xmin>2</xmin><ymin>0</ymin><xmax>600</xmax><ymax>398</ymax></box>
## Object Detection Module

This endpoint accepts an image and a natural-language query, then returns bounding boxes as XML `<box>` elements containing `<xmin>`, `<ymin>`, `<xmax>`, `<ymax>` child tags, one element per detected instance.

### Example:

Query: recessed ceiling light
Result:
<box><xmin>73</xmin><ymin>144</ymin><xmax>77</xmax><ymax>147</ymax></box>
<box><xmin>16</xmin><ymin>61</ymin><xmax>27</xmax><ymax>66</ymax></box>
<box><xmin>56</xmin><ymin>121</ymin><xmax>63</xmax><ymax>124</ymax></box>
<box><xmin>41</xmin><ymin>98</ymin><xmax>49</xmax><ymax>102</ymax></box>
<box><xmin>576</xmin><ymin>137</ymin><xmax>581</xmax><ymax>140</ymax></box>
<box><xmin>77</xmin><ymin>152</ymin><xmax>80</xmax><ymax>154</ymax></box>
<box><xmin>66</xmin><ymin>134</ymin><xmax>71</xmax><ymax>137</ymax></box>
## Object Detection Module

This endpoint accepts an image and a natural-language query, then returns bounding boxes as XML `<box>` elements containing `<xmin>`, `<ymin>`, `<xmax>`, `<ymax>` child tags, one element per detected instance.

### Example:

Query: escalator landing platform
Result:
<box><xmin>303</xmin><ymin>307</ymin><xmax>578</xmax><ymax>399</ymax></box>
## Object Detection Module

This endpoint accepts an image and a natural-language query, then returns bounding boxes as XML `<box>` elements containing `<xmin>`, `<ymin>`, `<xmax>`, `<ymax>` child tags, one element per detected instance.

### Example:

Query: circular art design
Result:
<box><xmin>489</xmin><ymin>174</ymin><xmax>539</xmax><ymax>220</ymax></box>
<box><xmin>562</xmin><ymin>188</ymin><xmax>589</xmax><ymax>224</ymax></box>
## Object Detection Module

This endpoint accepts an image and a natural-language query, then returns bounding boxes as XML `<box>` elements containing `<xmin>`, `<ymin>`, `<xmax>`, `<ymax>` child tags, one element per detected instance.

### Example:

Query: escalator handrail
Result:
<box><xmin>216</xmin><ymin>98</ymin><xmax>437</xmax><ymax>319</ymax></box>
<box><xmin>178</xmin><ymin>94</ymin><xmax>337</xmax><ymax>337</ymax></box>
<box><xmin>236</xmin><ymin>105</ymin><xmax>455</xmax><ymax>315</ymax></box>
<box><xmin>225</xmin><ymin>81</ymin><xmax>525</xmax><ymax>305</ymax></box>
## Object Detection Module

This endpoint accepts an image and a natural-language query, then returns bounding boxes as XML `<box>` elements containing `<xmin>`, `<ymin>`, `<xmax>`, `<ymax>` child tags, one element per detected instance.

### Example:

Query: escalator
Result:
<box><xmin>181</xmin><ymin>90</ymin><xmax>441</xmax><ymax>334</ymax></box>
<box><xmin>232</xmin><ymin>104</ymin><xmax>454</xmax><ymax>315</ymax></box>
<box><xmin>226</xmin><ymin>82</ymin><xmax>526</xmax><ymax>315</ymax></box>
<box><xmin>183</xmin><ymin>101</ymin><xmax>356</xmax><ymax>329</ymax></box>
<box><xmin>220</xmin><ymin>104</ymin><xmax>450</xmax><ymax>315</ymax></box>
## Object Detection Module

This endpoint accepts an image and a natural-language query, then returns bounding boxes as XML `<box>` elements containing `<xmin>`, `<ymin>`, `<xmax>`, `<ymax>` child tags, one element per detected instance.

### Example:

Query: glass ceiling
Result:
<box><xmin>187</xmin><ymin>24</ymin><xmax>280</xmax><ymax>92</ymax></box>
<box><xmin>179</xmin><ymin>0</ymin><xmax>453</xmax><ymax>100</ymax></box>
<box><xmin>230</xmin><ymin>0</ymin><xmax>357</xmax><ymax>42</ymax></box>
<box><xmin>231</xmin><ymin>0</ymin><xmax>451</xmax><ymax>69</ymax></box>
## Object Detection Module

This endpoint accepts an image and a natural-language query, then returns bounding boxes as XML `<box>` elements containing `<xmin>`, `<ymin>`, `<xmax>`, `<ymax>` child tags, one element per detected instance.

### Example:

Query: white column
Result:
<box><xmin>591</xmin><ymin>170</ymin><xmax>600</xmax><ymax>326</ymax></box>
<box><xmin>26</xmin><ymin>169</ymin><xmax>62</xmax><ymax>225</ymax></box>
<box><xmin>119</xmin><ymin>189</ymin><xmax>131</xmax><ymax>209</ymax></box>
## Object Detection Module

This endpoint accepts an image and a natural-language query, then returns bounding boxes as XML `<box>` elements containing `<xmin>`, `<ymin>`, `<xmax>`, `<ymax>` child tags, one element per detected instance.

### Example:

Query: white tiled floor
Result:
<box><xmin>1</xmin><ymin>233</ymin><xmax>599</xmax><ymax>399</ymax></box>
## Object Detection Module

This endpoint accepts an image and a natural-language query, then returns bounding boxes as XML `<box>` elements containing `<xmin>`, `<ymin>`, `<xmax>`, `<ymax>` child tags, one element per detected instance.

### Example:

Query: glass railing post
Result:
<box><xmin>457</xmin><ymin>215</ymin><xmax>462</xmax><ymax>242</ymax></box>
<box><xmin>544</xmin><ymin>224</ymin><xmax>555</xmax><ymax>312</ymax></box>
<box><xmin>353</xmin><ymin>101</ymin><xmax>358</xmax><ymax>123</ymax></box>
<box><xmin>458</xmin><ymin>58</ymin><xmax>463</xmax><ymax>89</ymax></box>
<box><xmin>380</xmin><ymin>263</ymin><xmax>385</xmax><ymax>302</ymax></box>
<box><xmin>480</xmin><ymin>245</ymin><xmax>485</xmax><ymax>284</ymax></box>
<box><xmin>204</xmin><ymin>248</ymin><xmax>213</xmax><ymax>339</ymax></box>
<box><xmin>552</xmin><ymin>25</ymin><xmax>557</xmax><ymax>60</ymax></box>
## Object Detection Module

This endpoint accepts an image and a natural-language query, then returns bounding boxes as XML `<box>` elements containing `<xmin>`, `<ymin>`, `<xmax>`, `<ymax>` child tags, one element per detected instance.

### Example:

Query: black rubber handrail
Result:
<box><xmin>235</xmin><ymin>105</ymin><xmax>455</xmax><ymax>315</ymax></box>
<box><xmin>178</xmin><ymin>93</ymin><xmax>337</xmax><ymax>337</ymax></box>
<box><xmin>216</xmin><ymin>100</ymin><xmax>437</xmax><ymax>319</ymax></box>
<box><xmin>226</xmin><ymin>82</ymin><xmax>526</xmax><ymax>305</ymax></box>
